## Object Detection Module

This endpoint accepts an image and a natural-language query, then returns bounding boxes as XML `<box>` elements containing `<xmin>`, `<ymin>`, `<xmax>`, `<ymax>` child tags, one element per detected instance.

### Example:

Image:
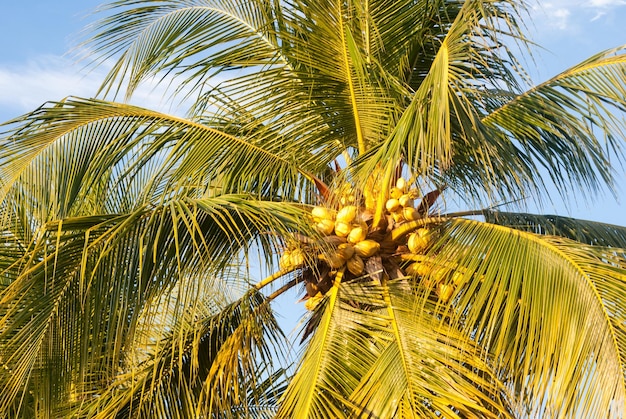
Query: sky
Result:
<box><xmin>1</xmin><ymin>0</ymin><xmax>625</xmax><ymax>226</ymax></box>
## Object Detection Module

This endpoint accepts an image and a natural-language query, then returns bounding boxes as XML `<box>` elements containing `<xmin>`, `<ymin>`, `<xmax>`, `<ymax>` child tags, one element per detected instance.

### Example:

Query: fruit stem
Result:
<box><xmin>372</xmin><ymin>168</ymin><xmax>394</xmax><ymax>228</ymax></box>
<box><xmin>254</xmin><ymin>268</ymin><xmax>295</xmax><ymax>290</ymax></box>
<box><xmin>267</xmin><ymin>277</ymin><xmax>299</xmax><ymax>300</ymax></box>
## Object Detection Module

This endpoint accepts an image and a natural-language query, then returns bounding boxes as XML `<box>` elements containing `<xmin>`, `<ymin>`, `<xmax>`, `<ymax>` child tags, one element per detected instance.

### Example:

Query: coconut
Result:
<box><xmin>290</xmin><ymin>248</ymin><xmax>305</xmax><ymax>267</ymax></box>
<box><xmin>385</xmin><ymin>198</ymin><xmax>401</xmax><ymax>213</ymax></box>
<box><xmin>354</xmin><ymin>239</ymin><xmax>380</xmax><ymax>258</ymax></box>
<box><xmin>319</xmin><ymin>252</ymin><xmax>344</xmax><ymax>269</ymax></box>
<box><xmin>315</xmin><ymin>218</ymin><xmax>335</xmax><ymax>235</ymax></box>
<box><xmin>334</xmin><ymin>221</ymin><xmax>351</xmax><ymax>237</ymax></box>
<box><xmin>311</xmin><ymin>206</ymin><xmax>334</xmax><ymax>222</ymax></box>
<box><xmin>305</xmin><ymin>292</ymin><xmax>324</xmax><ymax>311</ymax></box>
<box><xmin>337</xmin><ymin>243</ymin><xmax>355</xmax><ymax>260</ymax></box>
<box><xmin>437</xmin><ymin>284</ymin><xmax>454</xmax><ymax>302</ymax></box>
<box><xmin>336</xmin><ymin>205</ymin><xmax>357</xmax><ymax>224</ymax></box>
<box><xmin>405</xmin><ymin>261</ymin><xmax>432</xmax><ymax>277</ymax></box>
<box><xmin>402</xmin><ymin>207</ymin><xmax>419</xmax><ymax>221</ymax></box>
<box><xmin>347</xmin><ymin>255</ymin><xmax>365</xmax><ymax>275</ymax></box>
<box><xmin>390</xmin><ymin>187</ymin><xmax>403</xmax><ymax>199</ymax></box>
<box><xmin>279</xmin><ymin>251</ymin><xmax>292</xmax><ymax>270</ymax></box>
<box><xmin>396</xmin><ymin>177</ymin><xmax>407</xmax><ymax>192</ymax></box>
<box><xmin>407</xmin><ymin>228</ymin><xmax>430</xmax><ymax>253</ymax></box>
<box><xmin>398</xmin><ymin>194</ymin><xmax>414</xmax><ymax>208</ymax></box>
<box><xmin>347</xmin><ymin>225</ymin><xmax>368</xmax><ymax>244</ymax></box>
<box><xmin>451</xmin><ymin>271</ymin><xmax>464</xmax><ymax>286</ymax></box>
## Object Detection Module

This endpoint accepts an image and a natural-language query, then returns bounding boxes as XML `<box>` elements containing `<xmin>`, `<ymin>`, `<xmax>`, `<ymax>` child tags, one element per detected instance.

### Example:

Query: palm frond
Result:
<box><xmin>276</xmin><ymin>271</ymin><xmax>352</xmax><ymax>418</ymax></box>
<box><xmin>355</xmin><ymin>0</ymin><xmax>528</xmax><ymax>187</ymax></box>
<box><xmin>481</xmin><ymin>47</ymin><xmax>626</xmax><ymax>202</ymax></box>
<box><xmin>483</xmin><ymin>210</ymin><xmax>626</xmax><ymax>247</ymax></box>
<box><xmin>0</xmin><ymin>97</ymin><xmax>309</xmax><ymax>212</ymax></box>
<box><xmin>423</xmin><ymin>217</ymin><xmax>626</xmax><ymax>417</ymax></box>
<box><xmin>74</xmin><ymin>289</ymin><xmax>286</xmax><ymax>418</ymax></box>
<box><xmin>347</xmin><ymin>279</ymin><xmax>513</xmax><ymax>418</ymax></box>
<box><xmin>0</xmin><ymin>194</ymin><xmax>308</xmax><ymax>417</ymax></box>
<box><xmin>278</xmin><ymin>274</ymin><xmax>513</xmax><ymax>418</ymax></box>
<box><xmin>84</xmin><ymin>0</ymin><xmax>287</xmax><ymax>100</ymax></box>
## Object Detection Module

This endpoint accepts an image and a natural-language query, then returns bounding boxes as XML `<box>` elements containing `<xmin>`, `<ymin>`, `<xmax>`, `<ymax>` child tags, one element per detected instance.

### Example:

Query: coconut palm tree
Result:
<box><xmin>1</xmin><ymin>0</ymin><xmax>625</xmax><ymax>417</ymax></box>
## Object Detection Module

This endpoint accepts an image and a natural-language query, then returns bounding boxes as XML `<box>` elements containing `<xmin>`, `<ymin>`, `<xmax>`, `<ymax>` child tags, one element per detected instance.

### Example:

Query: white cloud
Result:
<box><xmin>530</xmin><ymin>0</ymin><xmax>626</xmax><ymax>31</ymax></box>
<box><xmin>0</xmin><ymin>55</ymin><xmax>100</xmax><ymax>114</ymax></box>
<box><xmin>533</xmin><ymin>3</ymin><xmax>571</xmax><ymax>30</ymax></box>
<box><xmin>588</xmin><ymin>0</ymin><xmax>626</xmax><ymax>7</ymax></box>
<box><xmin>0</xmin><ymin>55</ymin><xmax>189</xmax><ymax>121</ymax></box>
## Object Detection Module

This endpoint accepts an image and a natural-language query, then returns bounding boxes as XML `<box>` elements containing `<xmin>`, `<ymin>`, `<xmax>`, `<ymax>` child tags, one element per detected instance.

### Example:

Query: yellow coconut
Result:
<box><xmin>385</xmin><ymin>198</ymin><xmax>401</xmax><ymax>213</ymax></box>
<box><xmin>319</xmin><ymin>252</ymin><xmax>344</xmax><ymax>269</ymax></box>
<box><xmin>337</xmin><ymin>243</ymin><xmax>355</xmax><ymax>260</ymax></box>
<box><xmin>279</xmin><ymin>251</ymin><xmax>292</xmax><ymax>270</ymax></box>
<box><xmin>347</xmin><ymin>225</ymin><xmax>368</xmax><ymax>244</ymax></box>
<box><xmin>402</xmin><ymin>207</ymin><xmax>419</xmax><ymax>221</ymax></box>
<box><xmin>311</xmin><ymin>206</ymin><xmax>335</xmax><ymax>222</ymax></box>
<box><xmin>336</xmin><ymin>205</ymin><xmax>357</xmax><ymax>224</ymax></box>
<box><xmin>315</xmin><ymin>218</ymin><xmax>335</xmax><ymax>235</ymax></box>
<box><xmin>334</xmin><ymin>221</ymin><xmax>351</xmax><ymax>237</ymax></box>
<box><xmin>290</xmin><ymin>248</ymin><xmax>305</xmax><ymax>267</ymax></box>
<box><xmin>305</xmin><ymin>292</ymin><xmax>324</xmax><ymax>311</ymax></box>
<box><xmin>407</xmin><ymin>228</ymin><xmax>430</xmax><ymax>253</ymax></box>
<box><xmin>398</xmin><ymin>194</ymin><xmax>414</xmax><ymax>208</ymax></box>
<box><xmin>347</xmin><ymin>255</ymin><xmax>365</xmax><ymax>275</ymax></box>
<box><xmin>405</xmin><ymin>261</ymin><xmax>432</xmax><ymax>277</ymax></box>
<box><xmin>396</xmin><ymin>177</ymin><xmax>407</xmax><ymax>192</ymax></box>
<box><xmin>437</xmin><ymin>284</ymin><xmax>454</xmax><ymax>302</ymax></box>
<box><xmin>451</xmin><ymin>271</ymin><xmax>464</xmax><ymax>286</ymax></box>
<box><xmin>354</xmin><ymin>239</ymin><xmax>380</xmax><ymax>258</ymax></box>
<box><xmin>432</xmin><ymin>267</ymin><xmax>448</xmax><ymax>283</ymax></box>
<box><xmin>390</xmin><ymin>187</ymin><xmax>404</xmax><ymax>199</ymax></box>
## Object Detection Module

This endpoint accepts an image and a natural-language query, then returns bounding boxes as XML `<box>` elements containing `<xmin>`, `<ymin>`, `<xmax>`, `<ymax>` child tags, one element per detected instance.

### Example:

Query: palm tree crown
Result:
<box><xmin>0</xmin><ymin>0</ymin><xmax>625</xmax><ymax>417</ymax></box>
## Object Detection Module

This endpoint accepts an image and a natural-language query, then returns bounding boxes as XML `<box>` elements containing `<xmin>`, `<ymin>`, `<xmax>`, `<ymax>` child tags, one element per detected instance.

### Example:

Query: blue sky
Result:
<box><xmin>1</xmin><ymin>0</ymin><xmax>625</xmax><ymax>225</ymax></box>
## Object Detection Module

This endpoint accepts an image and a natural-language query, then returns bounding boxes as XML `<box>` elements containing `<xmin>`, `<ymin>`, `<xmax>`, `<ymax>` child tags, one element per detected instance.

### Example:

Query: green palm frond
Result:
<box><xmin>359</xmin><ymin>0</ymin><xmax>492</xmax><ymax>175</ymax></box>
<box><xmin>74</xmin><ymin>289</ymin><xmax>285</xmax><ymax>419</ymax></box>
<box><xmin>483</xmin><ymin>210</ymin><xmax>626</xmax><ymax>247</ymax></box>
<box><xmin>348</xmin><ymin>279</ymin><xmax>513</xmax><ymax>418</ymax></box>
<box><xmin>481</xmin><ymin>47</ymin><xmax>626</xmax><ymax>201</ymax></box>
<box><xmin>0</xmin><ymin>195</ymin><xmax>307</xmax><ymax>417</ymax></box>
<box><xmin>276</xmin><ymin>271</ymin><xmax>349</xmax><ymax>418</ymax></box>
<box><xmin>0</xmin><ymin>97</ymin><xmax>311</xmax><ymax>211</ymax></box>
<box><xmin>353</xmin><ymin>0</ymin><xmax>532</xmax><ymax>204</ymax></box>
<box><xmin>421</xmin><ymin>217</ymin><xmax>626</xmax><ymax>417</ymax></box>
<box><xmin>278</xmin><ymin>274</ymin><xmax>514</xmax><ymax>418</ymax></box>
<box><xmin>86</xmin><ymin>0</ymin><xmax>287</xmax><ymax>100</ymax></box>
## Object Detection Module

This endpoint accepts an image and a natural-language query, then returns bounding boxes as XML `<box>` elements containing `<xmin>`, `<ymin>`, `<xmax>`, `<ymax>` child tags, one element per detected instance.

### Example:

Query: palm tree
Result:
<box><xmin>1</xmin><ymin>0</ymin><xmax>625</xmax><ymax>417</ymax></box>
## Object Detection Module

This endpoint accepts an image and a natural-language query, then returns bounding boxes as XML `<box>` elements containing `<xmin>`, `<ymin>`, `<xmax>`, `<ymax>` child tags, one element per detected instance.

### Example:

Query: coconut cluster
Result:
<box><xmin>384</xmin><ymin>177</ymin><xmax>421</xmax><ymax>223</ymax></box>
<box><xmin>279</xmin><ymin>177</ymin><xmax>458</xmax><ymax>310</ymax></box>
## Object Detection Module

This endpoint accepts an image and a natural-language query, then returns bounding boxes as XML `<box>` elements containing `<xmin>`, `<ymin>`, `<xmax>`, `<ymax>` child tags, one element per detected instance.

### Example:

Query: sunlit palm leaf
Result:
<box><xmin>278</xmin><ymin>275</ymin><xmax>513</xmax><ymax>418</ymax></box>
<box><xmin>75</xmin><ymin>290</ymin><xmax>285</xmax><ymax>419</ymax></box>
<box><xmin>423</xmin><ymin>218</ymin><xmax>626</xmax><ymax>417</ymax></box>
<box><xmin>86</xmin><ymin>0</ymin><xmax>288</xmax><ymax>99</ymax></box>
<box><xmin>347</xmin><ymin>279</ymin><xmax>513</xmax><ymax>418</ymax></box>
<box><xmin>482</xmin><ymin>47</ymin><xmax>626</xmax><ymax>201</ymax></box>
<box><xmin>355</xmin><ymin>0</ymin><xmax>527</xmax><ymax>196</ymax></box>
<box><xmin>277</xmin><ymin>271</ymin><xmax>357</xmax><ymax>418</ymax></box>
<box><xmin>0</xmin><ymin>97</ymin><xmax>308</xmax><ymax>210</ymax></box>
<box><xmin>0</xmin><ymin>196</ymin><xmax>306</xmax><ymax>417</ymax></box>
